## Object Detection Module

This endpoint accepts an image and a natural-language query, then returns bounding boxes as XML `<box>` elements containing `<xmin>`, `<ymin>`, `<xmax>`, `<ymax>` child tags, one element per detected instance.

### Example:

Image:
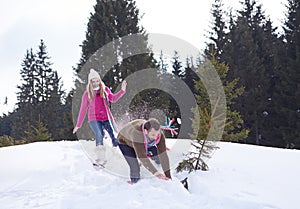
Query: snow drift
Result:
<box><xmin>0</xmin><ymin>139</ymin><xmax>299</xmax><ymax>209</ymax></box>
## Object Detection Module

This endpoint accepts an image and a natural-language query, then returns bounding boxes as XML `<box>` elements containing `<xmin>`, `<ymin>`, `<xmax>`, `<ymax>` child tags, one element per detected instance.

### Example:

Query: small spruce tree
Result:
<box><xmin>24</xmin><ymin>116</ymin><xmax>52</xmax><ymax>143</ymax></box>
<box><xmin>177</xmin><ymin>55</ymin><xmax>248</xmax><ymax>172</ymax></box>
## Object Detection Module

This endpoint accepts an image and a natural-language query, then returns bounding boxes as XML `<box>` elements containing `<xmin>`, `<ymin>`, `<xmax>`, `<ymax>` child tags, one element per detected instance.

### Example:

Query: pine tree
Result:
<box><xmin>219</xmin><ymin>0</ymin><xmax>277</xmax><ymax>145</ymax></box>
<box><xmin>176</xmin><ymin>98</ymin><xmax>221</xmax><ymax>172</ymax></box>
<box><xmin>206</xmin><ymin>0</ymin><xmax>255</xmax><ymax>142</ymax></box>
<box><xmin>205</xmin><ymin>0</ymin><xmax>228</xmax><ymax>60</ymax></box>
<box><xmin>59</xmin><ymin>91</ymin><xmax>77</xmax><ymax>140</ymax></box>
<box><xmin>75</xmin><ymin>0</ymin><xmax>156</xmax><ymax>87</ymax></box>
<box><xmin>281</xmin><ymin>0</ymin><xmax>300</xmax><ymax>148</ymax></box>
<box><xmin>171</xmin><ymin>51</ymin><xmax>185</xmax><ymax>78</ymax></box>
<box><xmin>253</xmin><ymin>19</ymin><xmax>288</xmax><ymax>147</ymax></box>
<box><xmin>195</xmin><ymin>55</ymin><xmax>247</xmax><ymax>142</ymax></box>
<box><xmin>205</xmin><ymin>0</ymin><xmax>299</xmax><ymax>148</ymax></box>
<box><xmin>0</xmin><ymin>114</ymin><xmax>11</xmax><ymax>137</ymax></box>
<box><xmin>73</xmin><ymin>0</ymin><xmax>158</xmax><ymax>133</ymax></box>
<box><xmin>182</xmin><ymin>57</ymin><xmax>199</xmax><ymax>94</ymax></box>
<box><xmin>35</xmin><ymin>40</ymin><xmax>53</xmax><ymax>102</ymax></box>
<box><xmin>0</xmin><ymin>135</ymin><xmax>14</xmax><ymax>147</ymax></box>
<box><xmin>177</xmin><ymin>55</ymin><xmax>248</xmax><ymax>172</ymax></box>
<box><xmin>162</xmin><ymin>51</ymin><xmax>184</xmax><ymax>127</ymax></box>
<box><xmin>35</xmin><ymin>40</ymin><xmax>65</xmax><ymax>140</ymax></box>
<box><xmin>17</xmin><ymin>49</ymin><xmax>37</xmax><ymax>105</ymax></box>
<box><xmin>13</xmin><ymin>49</ymin><xmax>37</xmax><ymax>140</ymax></box>
<box><xmin>12</xmin><ymin>40</ymin><xmax>65</xmax><ymax>141</ymax></box>
<box><xmin>43</xmin><ymin>71</ymin><xmax>65</xmax><ymax>140</ymax></box>
<box><xmin>24</xmin><ymin>115</ymin><xmax>52</xmax><ymax>143</ymax></box>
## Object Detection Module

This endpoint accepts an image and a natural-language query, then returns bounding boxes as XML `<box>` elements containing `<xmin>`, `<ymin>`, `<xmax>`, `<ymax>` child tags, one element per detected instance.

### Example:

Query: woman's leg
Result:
<box><xmin>89</xmin><ymin>121</ymin><xmax>106</xmax><ymax>163</ymax></box>
<box><xmin>119</xmin><ymin>144</ymin><xmax>140</xmax><ymax>183</ymax></box>
<box><xmin>102</xmin><ymin>120</ymin><xmax>119</xmax><ymax>146</ymax></box>
<box><xmin>89</xmin><ymin>121</ymin><xmax>104</xmax><ymax>146</ymax></box>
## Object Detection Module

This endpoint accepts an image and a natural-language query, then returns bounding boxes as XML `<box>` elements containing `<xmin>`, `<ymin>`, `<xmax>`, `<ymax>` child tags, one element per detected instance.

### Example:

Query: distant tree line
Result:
<box><xmin>0</xmin><ymin>39</ymin><xmax>75</xmax><ymax>145</ymax></box>
<box><xmin>0</xmin><ymin>0</ymin><xmax>299</xmax><ymax>150</ymax></box>
<box><xmin>204</xmin><ymin>0</ymin><xmax>299</xmax><ymax>148</ymax></box>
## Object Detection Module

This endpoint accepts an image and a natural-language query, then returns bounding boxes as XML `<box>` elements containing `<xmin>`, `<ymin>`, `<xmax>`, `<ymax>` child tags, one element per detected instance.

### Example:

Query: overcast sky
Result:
<box><xmin>0</xmin><ymin>0</ymin><xmax>287</xmax><ymax>115</ymax></box>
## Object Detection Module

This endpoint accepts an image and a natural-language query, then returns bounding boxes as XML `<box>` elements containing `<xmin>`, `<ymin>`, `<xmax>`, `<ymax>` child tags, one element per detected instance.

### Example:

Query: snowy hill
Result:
<box><xmin>0</xmin><ymin>140</ymin><xmax>299</xmax><ymax>209</ymax></box>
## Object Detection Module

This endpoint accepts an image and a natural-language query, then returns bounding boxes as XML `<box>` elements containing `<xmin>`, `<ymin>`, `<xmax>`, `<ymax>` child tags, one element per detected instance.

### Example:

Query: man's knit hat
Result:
<box><xmin>88</xmin><ymin>69</ymin><xmax>101</xmax><ymax>82</ymax></box>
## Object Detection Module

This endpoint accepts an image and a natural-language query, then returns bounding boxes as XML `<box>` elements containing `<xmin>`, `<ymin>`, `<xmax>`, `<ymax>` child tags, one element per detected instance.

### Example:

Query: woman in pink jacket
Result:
<box><xmin>73</xmin><ymin>69</ymin><xmax>127</xmax><ymax>165</ymax></box>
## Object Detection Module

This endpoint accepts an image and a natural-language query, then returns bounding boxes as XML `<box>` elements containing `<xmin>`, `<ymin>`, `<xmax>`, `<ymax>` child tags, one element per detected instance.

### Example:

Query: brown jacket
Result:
<box><xmin>117</xmin><ymin>119</ymin><xmax>171</xmax><ymax>178</ymax></box>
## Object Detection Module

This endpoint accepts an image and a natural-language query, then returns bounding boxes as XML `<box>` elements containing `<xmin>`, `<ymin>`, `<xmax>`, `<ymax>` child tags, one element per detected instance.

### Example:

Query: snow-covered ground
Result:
<box><xmin>0</xmin><ymin>139</ymin><xmax>299</xmax><ymax>209</ymax></box>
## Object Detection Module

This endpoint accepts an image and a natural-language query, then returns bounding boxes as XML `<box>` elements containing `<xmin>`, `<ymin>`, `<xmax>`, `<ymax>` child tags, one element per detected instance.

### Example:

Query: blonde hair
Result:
<box><xmin>86</xmin><ymin>78</ymin><xmax>107</xmax><ymax>100</ymax></box>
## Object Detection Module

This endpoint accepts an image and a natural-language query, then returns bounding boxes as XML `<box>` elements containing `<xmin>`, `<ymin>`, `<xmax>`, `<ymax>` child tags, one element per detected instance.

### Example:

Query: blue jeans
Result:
<box><xmin>89</xmin><ymin>120</ymin><xmax>119</xmax><ymax>146</ymax></box>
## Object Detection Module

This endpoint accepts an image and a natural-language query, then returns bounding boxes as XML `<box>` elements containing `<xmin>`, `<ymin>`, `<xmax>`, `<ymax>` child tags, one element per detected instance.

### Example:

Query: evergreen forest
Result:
<box><xmin>0</xmin><ymin>0</ymin><xmax>299</xmax><ymax>150</ymax></box>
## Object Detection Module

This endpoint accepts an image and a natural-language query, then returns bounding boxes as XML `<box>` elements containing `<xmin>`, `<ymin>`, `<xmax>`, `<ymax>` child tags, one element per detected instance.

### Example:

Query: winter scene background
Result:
<box><xmin>1</xmin><ymin>0</ymin><xmax>299</xmax><ymax>209</ymax></box>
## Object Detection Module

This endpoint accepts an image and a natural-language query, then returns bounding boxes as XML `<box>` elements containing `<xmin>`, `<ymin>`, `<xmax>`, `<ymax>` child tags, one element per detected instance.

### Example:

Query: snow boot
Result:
<box><xmin>95</xmin><ymin>145</ymin><xmax>107</xmax><ymax>165</ymax></box>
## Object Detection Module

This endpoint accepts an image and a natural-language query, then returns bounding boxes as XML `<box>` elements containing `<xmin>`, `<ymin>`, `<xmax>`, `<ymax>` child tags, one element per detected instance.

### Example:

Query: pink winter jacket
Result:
<box><xmin>75</xmin><ymin>86</ymin><xmax>125</xmax><ymax>128</ymax></box>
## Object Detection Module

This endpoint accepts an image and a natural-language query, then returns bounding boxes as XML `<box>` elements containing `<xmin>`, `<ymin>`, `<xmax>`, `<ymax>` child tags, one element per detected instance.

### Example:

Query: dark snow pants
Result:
<box><xmin>118</xmin><ymin>144</ymin><xmax>159</xmax><ymax>183</ymax></box>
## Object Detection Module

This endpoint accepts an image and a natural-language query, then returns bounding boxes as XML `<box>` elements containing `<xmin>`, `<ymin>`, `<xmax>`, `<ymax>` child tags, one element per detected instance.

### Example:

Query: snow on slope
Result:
<box><xmin>0</xmin><ymin>140</ymin><xmax>299</xmax><ymax>209</ymax></box>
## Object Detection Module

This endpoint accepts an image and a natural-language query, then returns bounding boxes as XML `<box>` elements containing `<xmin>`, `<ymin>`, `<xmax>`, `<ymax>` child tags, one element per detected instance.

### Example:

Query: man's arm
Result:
<box><xmin>133</xmin><ymin>141</ymin><xmax>158</xmax><ymax>175</ymax></box>
<box><xmin>156</xmin><ymin>133</ymin><xmax>171</xmax><ymax>179</ymax></box>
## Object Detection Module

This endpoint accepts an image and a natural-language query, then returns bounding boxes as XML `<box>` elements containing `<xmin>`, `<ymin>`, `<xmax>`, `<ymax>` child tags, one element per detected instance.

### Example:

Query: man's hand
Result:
<box><xmin>154</xmin><ymin>172</ymin><xmax>170</xmax><ymax>180</ymax></box>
